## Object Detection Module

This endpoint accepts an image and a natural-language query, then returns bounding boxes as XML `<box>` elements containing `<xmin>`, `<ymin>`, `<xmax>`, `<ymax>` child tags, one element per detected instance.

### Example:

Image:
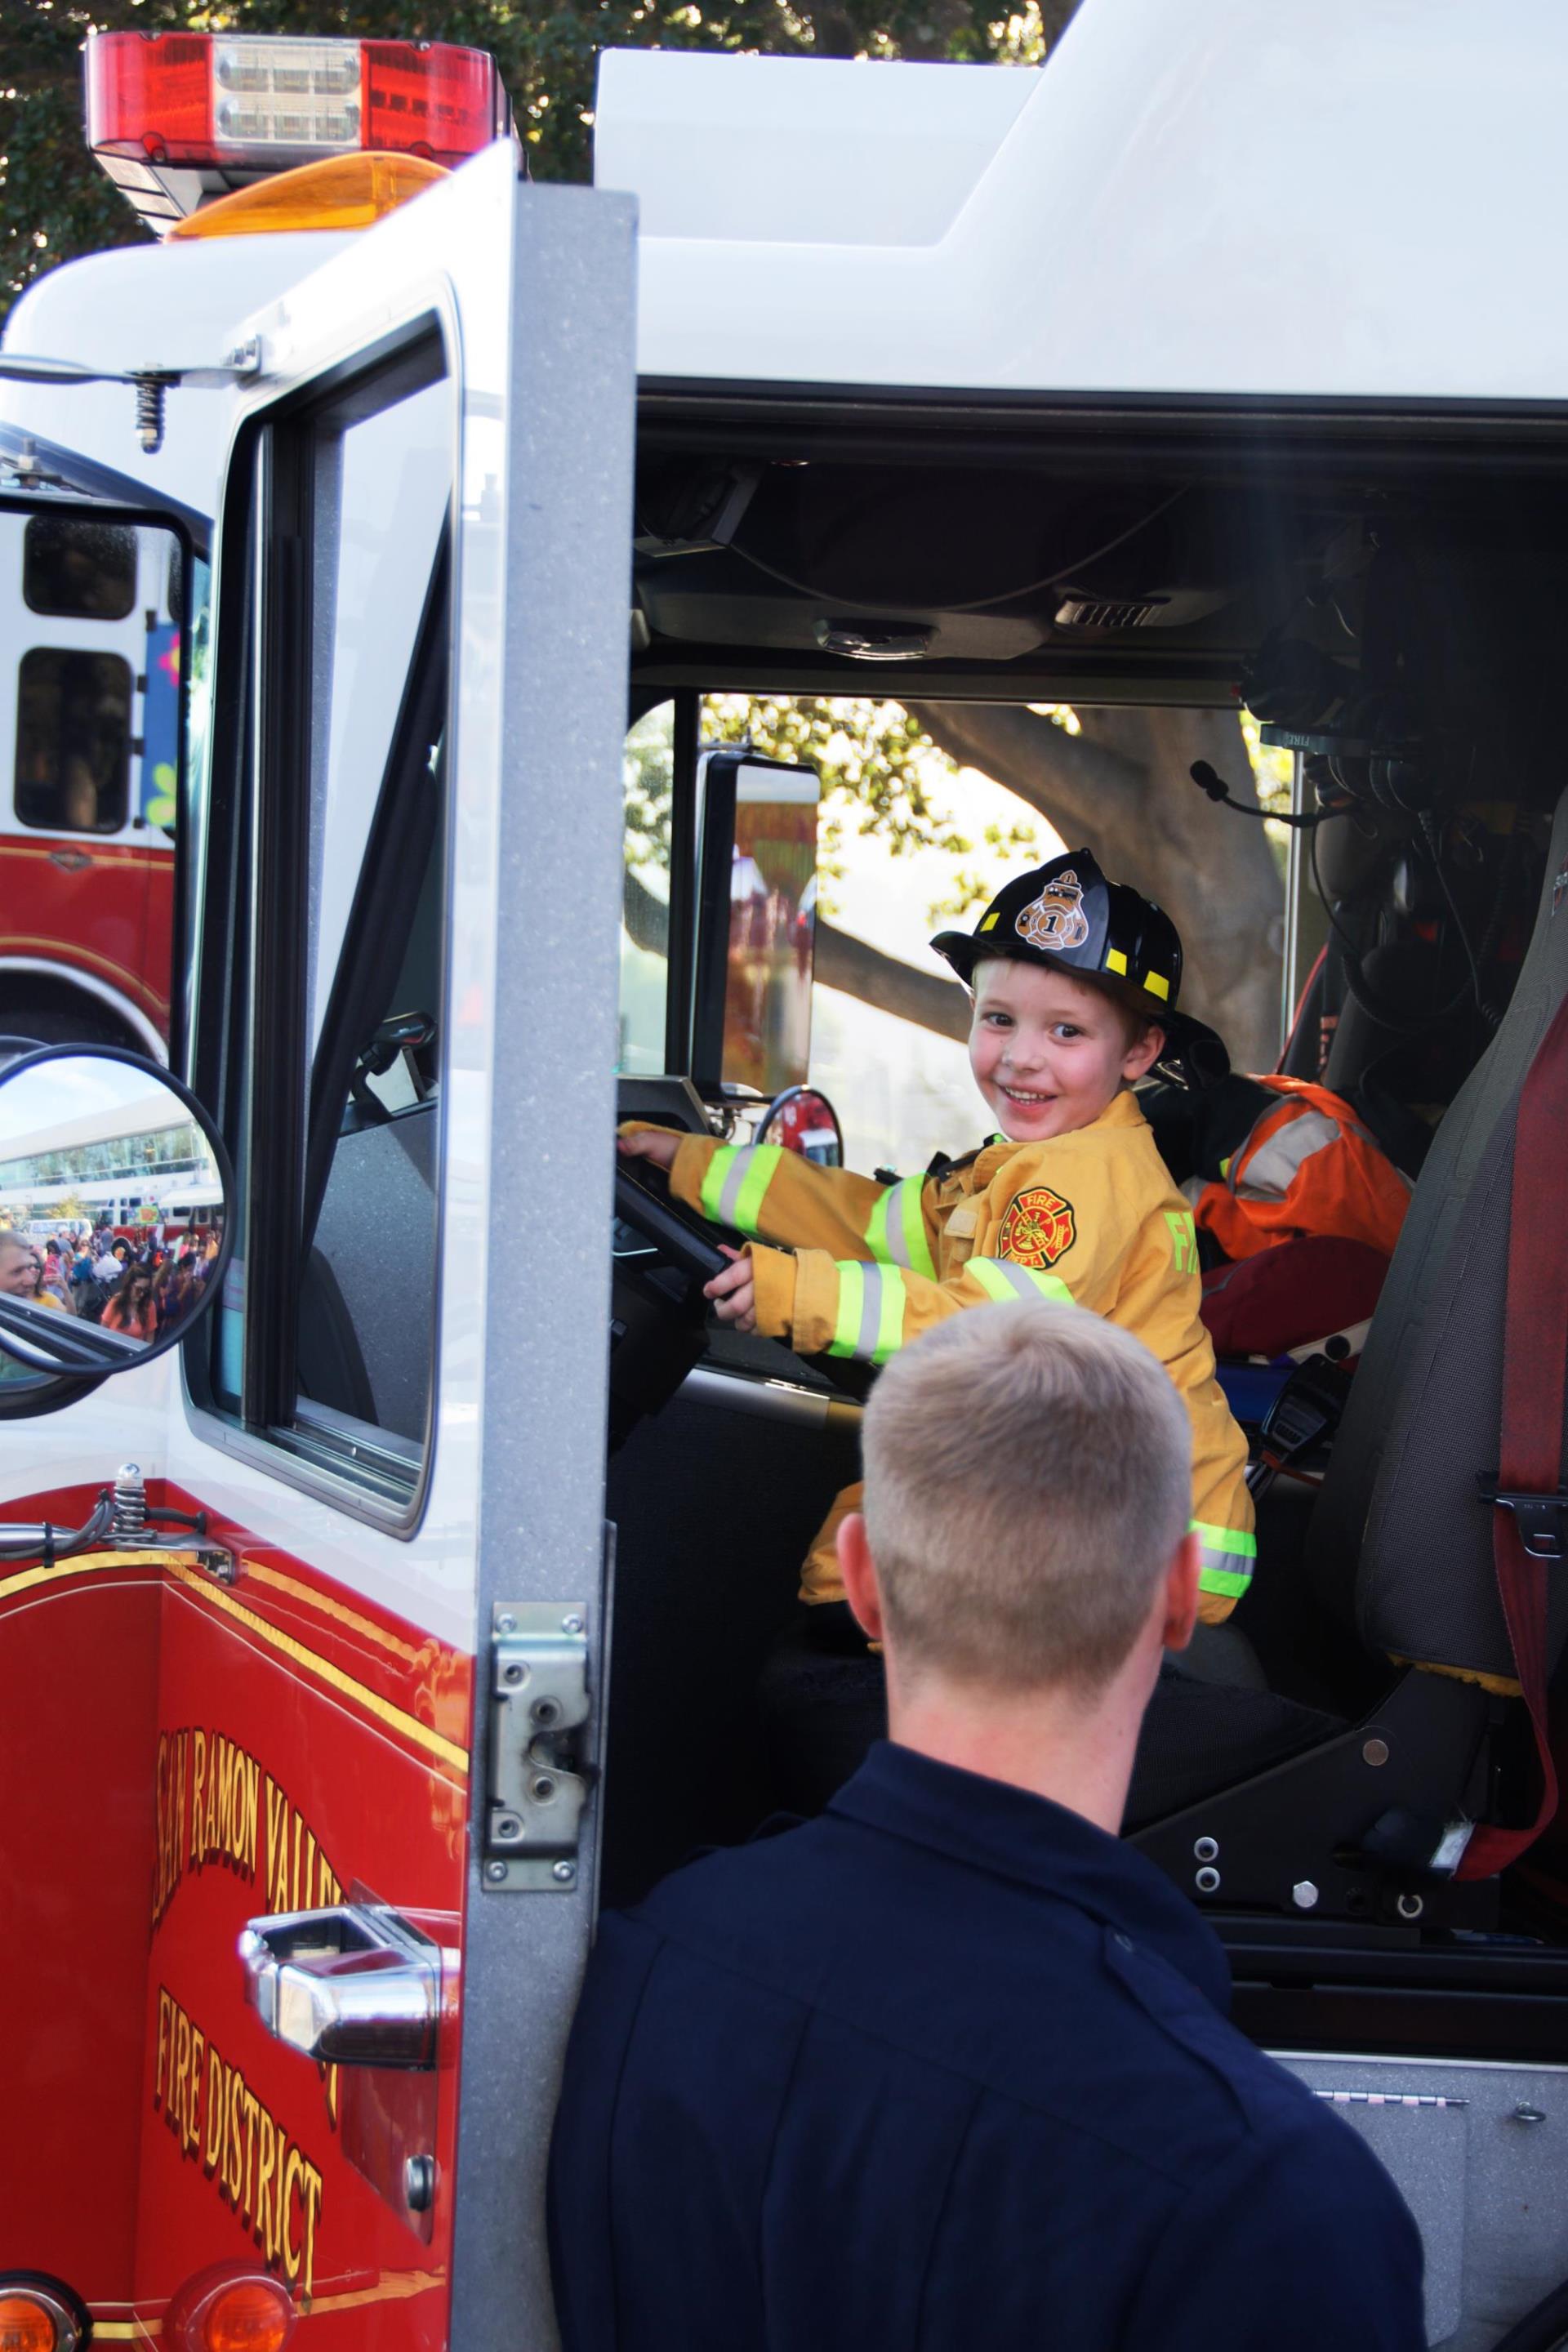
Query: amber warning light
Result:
<box><xmin>85</xmin><ymin>32</ymin><xmax>512</xmax><ymax>232</ymax></box>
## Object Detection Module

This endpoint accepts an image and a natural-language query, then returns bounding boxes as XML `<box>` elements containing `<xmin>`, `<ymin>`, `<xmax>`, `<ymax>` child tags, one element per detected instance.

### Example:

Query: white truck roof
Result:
<box><xmin>2</xmin><ymin>231</ymin><xmax>353</xmax><ymax>517</ymax></box>
<box><xmin>5</xmin><ymin>0</ymin><xmax>1567</xmax><ymax>521</ymax></box>
<box><xmin>595</xmin><ymin>0</ymin><xmax>1568</xmax><ymax>399</ymax></box>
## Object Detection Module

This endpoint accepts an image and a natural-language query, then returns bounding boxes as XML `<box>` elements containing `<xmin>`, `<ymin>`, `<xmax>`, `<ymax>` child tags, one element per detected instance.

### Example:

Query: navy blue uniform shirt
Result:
<box><xmin>549</xmin><ymin>1742</ymin><xmax>1425</xmax><ymax>2350</ymax></box>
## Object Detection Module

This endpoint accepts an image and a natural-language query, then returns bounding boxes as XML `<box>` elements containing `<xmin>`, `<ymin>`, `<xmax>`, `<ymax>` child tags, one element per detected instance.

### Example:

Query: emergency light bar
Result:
<box><xmin>85</xmin><ymin>32</ymin><xmax>512</xmax><ymax>233</ymax></box>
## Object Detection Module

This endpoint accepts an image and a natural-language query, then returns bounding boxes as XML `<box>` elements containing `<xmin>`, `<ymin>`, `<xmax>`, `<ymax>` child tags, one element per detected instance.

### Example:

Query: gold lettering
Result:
<box><xmin>301</xmin><ymin>1829</ymin><xmax>317</xmax><ymax>1913</ymax></box>
<box><xmin>299</xmin><ymin>2161</ymin><xmax>324</xmax><ymax>2300</ymax></box>
<box><xmin>149</xmin><ymin>1993</ymin><xmax>326</xmax><ymax>2292</ymax></box>
<box><xmin>187</xmin><ymin>2028</ymin><xmax>205</xmax><ymax>2154</ymax></box>
<box><xmin>241</xmin><ymin>2087</ymin><xmax>260</xmax><ymax>2222</ymax></box>
<box><xmin>265</xmin><ymin>1778</ymin><xmax>287</xmax><ymax>1910</ymax></box>
<box><xmin>204</xmin><ymin>2047</ymin><xmax>225</xmax><ymax>2173</ymax></box>
<box><xmin>215</xmin><ymin>1740</ymin><xmax>234</xmax><ymax>1860</ymax></box>
<box><xmin>254</xmin><ymin>2110</ymin><xmax>278</xmax><ymax>2256</ymax></box>
<box><xmin>225</xmin><ymin>2071</ymin><xmax>244</xmax><ymax>2203</ymax></box>
<box><xmin>280</xmin><ymin>2148</ymin><xmax>305</xmax><ymax>2282</ymax></box>
<box><xmin>203</xmin><ymin>1736</ymin><xmax>218</xmax><ymax>1856</ymax></box>
<box><xmin>154</xmin><ymin>1986</ymin><xmax>171</xmax><ymax>2109</ymax></box>
<box><xmin>291</xmin><ymin>1809</ymin><xmax>301</xmax><ymax>1912</ymax></box>
<box><xmin>242</xmin><ymin>1753</ymin><xmax>260</xmax><ymax>1876</ymax></box>
<box><xmin>175</xmin><ymin>1731</ymin><xmax>187</xmax><ymax>1887</ymax></box>
<box><xmin>173</xmin><ymin>2009</ymin><xmax>191</xmax><ymax>2140</ymax></box>
<box><xmin>189</xmin><ymin>1731</ymin><xmax>208</xmax><ymax>1866</ymax></box>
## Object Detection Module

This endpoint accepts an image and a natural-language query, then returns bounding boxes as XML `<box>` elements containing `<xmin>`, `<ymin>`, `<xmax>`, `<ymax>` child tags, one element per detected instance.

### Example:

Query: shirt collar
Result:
<box><xmin>967</xmin><ymin>1090</ymin><xmax>1149</xmax><ymax>1183</ymax></box>
<box><xmin>829</xmin><ymin>1740</ymin><xmax>1232</xmax><ymax>2011</ymax></box>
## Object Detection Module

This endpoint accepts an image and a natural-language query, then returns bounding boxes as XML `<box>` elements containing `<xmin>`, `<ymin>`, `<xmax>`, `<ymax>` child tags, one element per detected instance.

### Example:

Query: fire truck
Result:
<box><xmin>0</xmin><ymin>503</ymin><xmax>184</xmax><ymax>1055</ymax></box>
<box><xmin>5</xmin><ymin>5</ymin><xmax>1568</xmax><ymax>2346</ymax></box>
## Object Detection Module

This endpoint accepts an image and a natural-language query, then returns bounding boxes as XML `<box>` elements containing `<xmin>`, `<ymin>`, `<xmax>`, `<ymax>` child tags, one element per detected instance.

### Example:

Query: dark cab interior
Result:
<box><xmin>590</xmin><ymin>393</ymin><xmax>1568</xmax><ymax>2056</ymax></box>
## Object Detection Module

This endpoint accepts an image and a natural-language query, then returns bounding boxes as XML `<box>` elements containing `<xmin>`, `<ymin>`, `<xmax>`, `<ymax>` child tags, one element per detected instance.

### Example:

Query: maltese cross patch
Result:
<box><xmin>997</xmin><ymin>1185</ymin><xmax>1076</xmax><ymax>1269</ymax></box>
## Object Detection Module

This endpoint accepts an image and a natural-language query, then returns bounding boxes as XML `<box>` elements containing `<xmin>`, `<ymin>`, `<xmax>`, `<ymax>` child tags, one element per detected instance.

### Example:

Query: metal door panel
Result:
<box><xmin>2</xmin><ymin>144</ymin><xmax>636</xmax><ymax>2350</ymax></box>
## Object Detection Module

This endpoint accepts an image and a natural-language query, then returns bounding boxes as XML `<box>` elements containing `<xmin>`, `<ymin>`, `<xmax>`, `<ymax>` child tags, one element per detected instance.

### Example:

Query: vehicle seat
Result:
<box><xmin>1129</xmin><ymin>785</ymin><xmax>1568</xmax><ymax>1913</ymax></box>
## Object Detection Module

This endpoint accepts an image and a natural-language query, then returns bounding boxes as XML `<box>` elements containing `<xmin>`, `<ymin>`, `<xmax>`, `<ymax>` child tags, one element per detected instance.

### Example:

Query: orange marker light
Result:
<box><xmin>167</xmin><ymin>149</ymin><xmax>447</xmax><ymax>239</ymax></box>
<box><xmin>0</xmin><ymin>2295</ymin><xmax>73</xmax><ymax>2352</ymax></box>
<box><xmin>167</xmin><ymin>2270</ymin><xmax>296</xmax><ymax>2352</ymax></box>
<box><xmin>0</xmin><ymin>2295</ymin><xmax>62</xmax><ymax>2352</ymax></box>
<box><xmin>198</xmin><ymin>2278</ymin><xmax>295</xmax><ymax>2352</ymax></box>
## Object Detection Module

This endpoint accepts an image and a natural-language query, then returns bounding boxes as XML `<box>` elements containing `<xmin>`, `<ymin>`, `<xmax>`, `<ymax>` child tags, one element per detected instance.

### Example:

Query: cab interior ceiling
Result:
<box><xmin>628</xmin><ymin>403</ymin><xmax>1568</xmax><ymax>775</ymax></box>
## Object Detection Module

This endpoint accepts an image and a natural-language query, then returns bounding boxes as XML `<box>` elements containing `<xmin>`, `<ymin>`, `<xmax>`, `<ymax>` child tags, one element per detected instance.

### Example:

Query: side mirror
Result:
<box><xmin>691</xmin><ymin>750</ymin><xmax>821</xmax><ymax>1096</ymax></box>
<box><xmin>755</xmin><ymin>1085</ymin><xmax>844</xmax><ymax>1168</ymax></box>
<box><xmin>0</xmin><ymin>1046</ymin><xmax>234</xmax><ymax>1383</ymax></box>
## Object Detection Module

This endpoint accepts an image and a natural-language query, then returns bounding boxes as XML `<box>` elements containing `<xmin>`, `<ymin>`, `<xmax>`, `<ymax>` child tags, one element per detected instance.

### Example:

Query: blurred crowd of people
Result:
<box><xmin>9</xmin><ymin>1224</ymin><xmax>220</xmax><ymax>1342</ymax></box>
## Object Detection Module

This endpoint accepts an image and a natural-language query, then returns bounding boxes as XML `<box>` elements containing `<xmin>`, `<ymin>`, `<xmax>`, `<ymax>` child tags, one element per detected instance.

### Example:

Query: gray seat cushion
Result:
<box><xmin>1307</xmin><ymin>789</ymin><xmax>1568</xmax><ymax>1684</ymax></box>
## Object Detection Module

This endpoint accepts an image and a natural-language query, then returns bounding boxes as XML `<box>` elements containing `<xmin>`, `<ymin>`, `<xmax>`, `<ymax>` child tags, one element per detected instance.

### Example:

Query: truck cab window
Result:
<box><xmin>199</xmin><ymin>336</ymin><xmax>453</xmax><ymax>1516</ymax></box>
<box><xmin>14</xmin><ymin>648</ymin><xmax>132</xmax><ymax>833</ymax></box>
<box><xmin>619</xmin><ymin>700</ymin><xmax>674</xmax><ymax>1073</ymax></box>
<box><xmin>22</xmin><ymin>516</ymin><xmax>137</xmax><ymax>621</ymax></box>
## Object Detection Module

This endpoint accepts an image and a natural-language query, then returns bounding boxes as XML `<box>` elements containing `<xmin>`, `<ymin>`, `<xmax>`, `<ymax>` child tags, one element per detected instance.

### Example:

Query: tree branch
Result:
<box><xmin>623</xmin><ymin>868</ymin><xmax>967</xmax><ymax>1044</ymax></box>
<box><xmin>906</xmin><ymin>701</ymin><xmax>1144</xmax><ymax>835</ymax></box>
<box><xmin>815</xmin><ymin>921</ymin><xmax>969</xmax><ymax>1040</ymax></box>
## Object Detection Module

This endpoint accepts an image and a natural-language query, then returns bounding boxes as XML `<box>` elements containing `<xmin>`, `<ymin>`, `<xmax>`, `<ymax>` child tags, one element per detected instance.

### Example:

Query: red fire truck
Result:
<box><xmin>0</xmin><ymin>506</ymin><xmax>182</xmax><ymax>1054</ymax></box>
<box><xmin>7</xmin><ymin>9</ymin><xmax>1568</xmax><ymax>2350</ymax></box>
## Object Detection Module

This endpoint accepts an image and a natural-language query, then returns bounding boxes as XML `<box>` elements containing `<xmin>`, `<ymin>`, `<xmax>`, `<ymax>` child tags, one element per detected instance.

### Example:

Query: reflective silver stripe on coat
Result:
<box><xmin>1233</xmin><ymin>1108</ymin><xmax>1343</xmax><ymax>1201</ymax></box>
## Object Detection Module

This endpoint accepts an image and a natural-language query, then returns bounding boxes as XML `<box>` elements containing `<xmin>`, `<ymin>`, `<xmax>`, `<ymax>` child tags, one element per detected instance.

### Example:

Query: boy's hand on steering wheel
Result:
<box><xmin>704</xmin><ymin>1245</ymin><xmax>756</xmax><ymax>1332</ymax></box>
<box><xmin>617</xmin><ymin>1125</ymin><xmax>682</xmax><ymax>1174</ymax></box>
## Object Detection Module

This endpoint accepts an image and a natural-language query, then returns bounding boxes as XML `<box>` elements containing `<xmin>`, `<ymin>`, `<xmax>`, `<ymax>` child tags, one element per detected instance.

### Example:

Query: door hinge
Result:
<box><xmin>484</xmin><ymin>1602</ymin><xmax>590</xmax><ymax>1891</ymax></box>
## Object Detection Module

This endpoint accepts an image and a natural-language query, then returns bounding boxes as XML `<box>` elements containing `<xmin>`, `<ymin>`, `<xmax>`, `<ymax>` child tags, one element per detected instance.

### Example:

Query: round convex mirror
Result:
<box><xmin>755</xmin><ymin>1084</ymin><xmax>844</xmax><ymax>1168</ymax></box>
<box><xmin>0</xmin><ymin>1046</ymin><xmax>234</xmax><ymax>1381</ymax></box>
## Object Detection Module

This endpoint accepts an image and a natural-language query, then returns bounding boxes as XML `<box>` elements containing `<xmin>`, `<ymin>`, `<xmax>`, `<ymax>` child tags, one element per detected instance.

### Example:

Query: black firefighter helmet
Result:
<box><xmin>929</xmin><ymin>849</ymin><xmax>1229</xmax><ymax>1086</ymax></box>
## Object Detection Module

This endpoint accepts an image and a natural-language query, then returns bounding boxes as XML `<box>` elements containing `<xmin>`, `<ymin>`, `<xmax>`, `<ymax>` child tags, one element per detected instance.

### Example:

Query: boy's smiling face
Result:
<box><xmin>969</xmin><ymin>959</ymin><xmax>1164</xmax><ymax>1143</ymax></box>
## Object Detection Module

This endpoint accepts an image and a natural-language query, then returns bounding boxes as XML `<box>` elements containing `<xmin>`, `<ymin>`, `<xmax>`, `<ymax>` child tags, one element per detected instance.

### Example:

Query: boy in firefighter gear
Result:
<box><xmin>621</xmin><ymin>849</ymin><xmax>1257</xmax><ymax>1628</ymax></box>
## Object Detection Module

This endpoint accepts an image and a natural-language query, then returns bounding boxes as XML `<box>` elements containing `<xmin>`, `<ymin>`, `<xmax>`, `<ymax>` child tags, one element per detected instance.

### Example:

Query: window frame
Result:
<box><xmin>185</xmin><ymin>318</ymin><xmax>457</xmax><ymax>1535</ymax></box>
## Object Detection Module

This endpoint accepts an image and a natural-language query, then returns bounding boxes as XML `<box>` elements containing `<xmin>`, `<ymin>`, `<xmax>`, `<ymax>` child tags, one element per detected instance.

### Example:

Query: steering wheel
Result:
<box><xmin>607</xmin><ymin>1155</ymin><xmax>731</xmax><ymax>1454</ymax></box>
<box><xmin>613</xmin><ymin>1161</ymin><xmax>729</xmax><ymax>1283</ymax></box>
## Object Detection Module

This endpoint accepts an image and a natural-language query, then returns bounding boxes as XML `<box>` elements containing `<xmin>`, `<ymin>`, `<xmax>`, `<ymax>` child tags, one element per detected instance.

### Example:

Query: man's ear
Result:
<box><xmin>1160</xmin><ymin>1529</ymin><xmax>1201</xmax><ymax>1653</ymax></box>
<box><xmin>1121</xmin><ymin>1022</ymin><xmax>1165</xmax><ymax>1085</ymax></box>
<box><xmin>837</xmin><ymin>1512</ymin><xmax>885</xmax><ymax>1645</ymax></box>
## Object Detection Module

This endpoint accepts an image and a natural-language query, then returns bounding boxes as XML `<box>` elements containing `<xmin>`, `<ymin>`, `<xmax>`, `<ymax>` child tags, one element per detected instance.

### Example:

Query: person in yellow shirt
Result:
<box><xmin>621</xmin><ymin>849</ymin><xmax>1255</xmax><ymax>1630</ymax></box>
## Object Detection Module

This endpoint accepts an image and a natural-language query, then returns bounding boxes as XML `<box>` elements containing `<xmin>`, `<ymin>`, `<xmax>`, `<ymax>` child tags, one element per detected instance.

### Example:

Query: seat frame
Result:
<box><xmin>1132</xmin><ymin>1665</ymin><xmax>1507</xmax><ymax>1927</ymax></box>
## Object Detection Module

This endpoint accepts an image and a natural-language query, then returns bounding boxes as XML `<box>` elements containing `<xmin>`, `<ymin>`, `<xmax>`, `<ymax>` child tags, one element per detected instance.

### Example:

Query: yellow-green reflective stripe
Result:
<box><xmin>865</xmin><ymin>1185</ymin><xmax>893</xmax><ymax>1265</ymax></box>
<box><xmin>897</xmin><ymin>1176</ymin><xmax>938</xmax><ymax>1281</ymax></box>
<box><xmin>830</xmin><ymin>1259</ymin><xmax>865</xmax><ymax>1357</ymax></box>
<box><xmin>732</xmin><ymin>1147</ymin><xmax>780</xmax><ymax>1233</ymax></box>
<box><xmin>827</xmin><ymin>1261</ymin><xmax>906</xmax><ymax>1365</ymax></box>
<box><xmin>700</xmin><ymin>1147</ymin><xmax>736</xmax><ymax>1223</ymax></box>
<box><xmin>864</xmin><ymin>1176</ymin><xmax>937</xmax><ymax>1282</ymax></box>
<box><xmin>1192</xmin><ymin>1520</ymin><xmax>1257</xmax><ymax>1596</ymax></box>
<box><xmin>871</xmin><ymin>1266</ymin><xmax>905</xmax><ymax>1365</ymax></box>
<box><xmin>968</xmin><ymin>1257</ymin><xmax>1074</xmax><ymax>1307</ymax></box>
<box><xmin>700</xmin><ymin>1145</ymin><xmax>783</xmax><ymax>1234</ymax></box>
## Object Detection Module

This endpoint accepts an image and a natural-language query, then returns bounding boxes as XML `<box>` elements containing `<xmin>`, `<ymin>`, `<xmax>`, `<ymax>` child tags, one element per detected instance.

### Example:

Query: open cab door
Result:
<box><xmin>0</xmin><ymin>142</ymin><xmax>635</xmax><ymax>2349</ymax></box>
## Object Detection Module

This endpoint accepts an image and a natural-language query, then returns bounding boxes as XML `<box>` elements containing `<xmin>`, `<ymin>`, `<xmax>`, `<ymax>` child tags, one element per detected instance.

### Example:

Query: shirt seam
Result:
<box><xmin>913</xmin><ymin>2081</ymin><xmax>986</xmax><ymax>2350</ymax></box>
<box><xmin>757</xmin><ymin>1993</ymin><xmax>817</xmax><ymax>2352</ymax></box>
<box><xmin>605</xmin><ymin>1929</ymin><xmax>668</xmax><ymax>2350</ymax></box>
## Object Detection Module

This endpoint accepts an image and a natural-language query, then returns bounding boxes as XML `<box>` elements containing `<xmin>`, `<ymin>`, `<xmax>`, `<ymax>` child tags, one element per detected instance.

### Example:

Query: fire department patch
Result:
<box><xmin>1016</xmin><ymin>869</ymin><xmax>1090</xmax><ymax>954</ymax></box>
<box><xmin>998</xmin><ymin>1185</ymin><xmax>1076</xmax><ymax>1269</ymax></box>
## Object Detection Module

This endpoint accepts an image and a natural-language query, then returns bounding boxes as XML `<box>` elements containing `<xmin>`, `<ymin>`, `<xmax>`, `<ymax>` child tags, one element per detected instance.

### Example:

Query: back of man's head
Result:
<box><xmin>861</xmin><ymin>1303</ymin><xmax>1191</xmax><ymax>1697</ymax></box>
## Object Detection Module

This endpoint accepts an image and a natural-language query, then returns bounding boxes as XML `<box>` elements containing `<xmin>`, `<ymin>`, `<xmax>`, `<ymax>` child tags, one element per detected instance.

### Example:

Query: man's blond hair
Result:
<box><xmin>861</xmin><ymin>1303</ymin><xmax>1191</xmax><ymax>1695</ymax></box>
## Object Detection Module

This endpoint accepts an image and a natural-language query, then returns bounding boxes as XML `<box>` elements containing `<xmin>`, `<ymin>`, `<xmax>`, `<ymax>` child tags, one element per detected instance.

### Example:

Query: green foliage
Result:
<box><xmin>706</xmin><ymin>693</ymin><xmax>1071</xmax><ymax>920</ymax></box>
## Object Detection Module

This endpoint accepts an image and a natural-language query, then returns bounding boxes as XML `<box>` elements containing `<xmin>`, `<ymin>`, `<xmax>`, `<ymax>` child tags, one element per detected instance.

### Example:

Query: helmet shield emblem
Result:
<box><xmin>1015</xmin><ymin>869</ymin><xmax>1090</xmax><ymax>955</ymax></box>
